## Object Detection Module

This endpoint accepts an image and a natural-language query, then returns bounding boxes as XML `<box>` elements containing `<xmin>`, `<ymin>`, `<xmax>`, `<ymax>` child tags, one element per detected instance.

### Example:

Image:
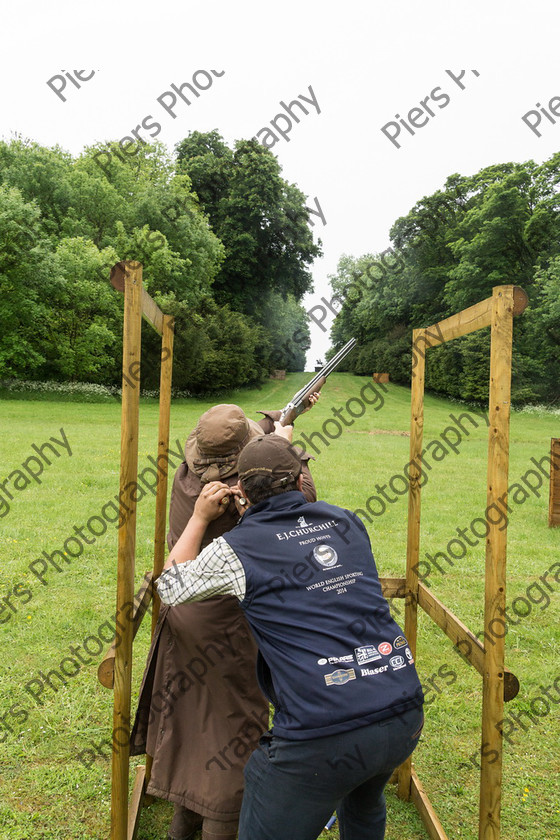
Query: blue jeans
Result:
<box><xmin>238</xmin><ymin>704</ymin><xmax>423</xmax><ymax>840</ymax></box>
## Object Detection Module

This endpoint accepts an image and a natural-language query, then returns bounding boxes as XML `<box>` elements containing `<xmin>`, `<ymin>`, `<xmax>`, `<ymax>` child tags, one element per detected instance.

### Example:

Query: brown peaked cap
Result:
<box><xmin>237</xmin><ymin>434</ymin><xmax>302</xmax><ymax>489</ymax></box>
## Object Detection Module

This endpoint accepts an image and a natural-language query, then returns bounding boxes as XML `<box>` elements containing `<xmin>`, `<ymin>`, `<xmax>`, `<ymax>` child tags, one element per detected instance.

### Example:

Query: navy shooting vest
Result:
<box><xmin>223</xmin><ymin>491</ymin><xmax>423</xmax><ymax>739</ymax></box>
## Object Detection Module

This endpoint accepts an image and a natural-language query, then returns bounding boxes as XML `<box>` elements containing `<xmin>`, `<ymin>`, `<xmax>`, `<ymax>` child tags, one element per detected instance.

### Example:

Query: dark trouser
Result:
<box><xmin>238</xmin><ymin>704</ymin><xmax>424</xmax><ymax>840</ymax></box>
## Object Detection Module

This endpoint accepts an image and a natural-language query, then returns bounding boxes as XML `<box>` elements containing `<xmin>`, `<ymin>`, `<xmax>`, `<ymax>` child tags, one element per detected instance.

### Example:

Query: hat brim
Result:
<box><xmin>185</xmin><ymin>417</ymin><xmax>263</xmax><ymax>480</ymax></box>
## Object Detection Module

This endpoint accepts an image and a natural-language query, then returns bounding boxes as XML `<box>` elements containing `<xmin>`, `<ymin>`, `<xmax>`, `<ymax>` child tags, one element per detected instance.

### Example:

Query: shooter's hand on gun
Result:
<box><xmin>274</xmin><ymin>392</ymin><xmax>320</xmax><ymax>442</ymax></box>
<box><xmin>301</xmin><ymin>391</ymin><xmax>320</xmax><ymax>414</ymax></box>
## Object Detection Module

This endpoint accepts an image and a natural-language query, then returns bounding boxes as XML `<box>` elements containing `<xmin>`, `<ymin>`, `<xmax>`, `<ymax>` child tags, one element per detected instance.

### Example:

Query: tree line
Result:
<box><xmin>329</xmin><ymin>156</ymin><xmax>560</xmax><ymax>403</ymax></box>
<box><xmin>0</xmin><ymin>131</ymin><xmax>321</xmax><ymax>393</ymax></box>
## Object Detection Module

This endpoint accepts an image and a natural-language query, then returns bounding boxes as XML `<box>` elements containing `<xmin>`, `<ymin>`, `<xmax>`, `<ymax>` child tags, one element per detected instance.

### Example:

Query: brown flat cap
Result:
<box><xmin>185</xmin><ymin>404</ymin><xmax>262</xmax><ymax>483</ymax></box>
<box><xmin>237</xmin><ymin>434</ymin><xmax>302</xmax><ymax>489</ymax></box>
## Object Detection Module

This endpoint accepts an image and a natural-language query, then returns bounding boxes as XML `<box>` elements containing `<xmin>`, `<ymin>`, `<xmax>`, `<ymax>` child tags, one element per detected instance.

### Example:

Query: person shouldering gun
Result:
<box><xmin>220</xmin><ymin>339</ymin><xmax>357</xmax><ymax>508</ymax></box>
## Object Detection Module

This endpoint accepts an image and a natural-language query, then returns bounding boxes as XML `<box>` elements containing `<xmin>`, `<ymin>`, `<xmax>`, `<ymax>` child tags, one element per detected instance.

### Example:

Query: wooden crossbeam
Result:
<box><xmin>416</xmin><ymin>286</ymin><xmax>527</xmax><ymax>348</ymax></box>
<box><xmin>127</xmin><ymin>765</ymin><xmax>147</xmax><ymax>840</ymax></box>
<box><xmin>410</xmin><ymin>769</ymin><xmax>450</xmax><ymax>840</ymax></box>
<box><xmin>98</xmin><ymin>572</ymin><xmax>154</xmax><ymax>689</ymax></box>
<box><xmin>418</xmin><ymin>583</ymin><xmax>485</xmax><ymax>674</ymax></box>
<box><xmin>110</xmin><ymin>261</ymin><xmax>165</xmax><ymax>336</ymax></box>
<box><xmin>379</xmin><ymin>576</ymin><xmax>407</xmax><ymax>598</ymax></box>
<box><xmin>417</xmin><ymin>583</ymin><xmax>519</xmax><ymax>702</ymax></box>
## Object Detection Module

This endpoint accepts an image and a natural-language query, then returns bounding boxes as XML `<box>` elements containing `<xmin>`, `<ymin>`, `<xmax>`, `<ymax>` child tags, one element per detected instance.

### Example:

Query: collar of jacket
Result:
<box><xmin>242</xmin><ymin>490</ymin><xmax>307</xmax><ymax>520</ymax></box>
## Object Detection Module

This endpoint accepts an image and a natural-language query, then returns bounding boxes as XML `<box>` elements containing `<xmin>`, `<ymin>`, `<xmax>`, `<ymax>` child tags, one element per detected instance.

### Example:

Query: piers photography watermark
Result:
<box><xmin>380</xmin><ymin>69</ymin><xmax>481</xmax><ymax>150</ymax></box>
<box><xmin>0</xmin><ymin>428</ymin><xmax>72</xmax><ymax>519</ymax></box>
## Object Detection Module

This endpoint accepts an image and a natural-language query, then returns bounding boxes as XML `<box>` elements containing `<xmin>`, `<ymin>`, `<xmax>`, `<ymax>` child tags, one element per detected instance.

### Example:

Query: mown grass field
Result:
<box><xmin>0</xmin><ymin>373</ymin><xmax>558</xmax><ymax>840</ymax></box>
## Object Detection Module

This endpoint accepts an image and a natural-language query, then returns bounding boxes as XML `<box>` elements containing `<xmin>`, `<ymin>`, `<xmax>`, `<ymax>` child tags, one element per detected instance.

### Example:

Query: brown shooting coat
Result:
<box><xmin>130</xmin><ymin>412</ymin><xmax>316</xmax><ymax>819</ymax></box>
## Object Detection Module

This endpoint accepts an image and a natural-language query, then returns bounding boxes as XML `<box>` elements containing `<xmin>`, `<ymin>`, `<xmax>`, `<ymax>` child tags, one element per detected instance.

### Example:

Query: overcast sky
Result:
<box><xmin>3</xmin><ymin>0</ymin><xmax>560</xmax><ymax>366</ymax></box>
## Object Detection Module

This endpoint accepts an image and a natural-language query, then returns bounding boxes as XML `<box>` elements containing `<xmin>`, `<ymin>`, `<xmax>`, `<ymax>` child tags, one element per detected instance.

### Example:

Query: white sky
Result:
<box><xmin>2</xmin><ymin>0</ymin><xmax>560</xmax><ymax>367</ymax></box>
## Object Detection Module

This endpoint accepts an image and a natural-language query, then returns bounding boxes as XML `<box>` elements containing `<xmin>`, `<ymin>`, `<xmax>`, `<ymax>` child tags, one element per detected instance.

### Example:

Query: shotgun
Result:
<box><xmin>279</xmin><ymin>338</ymin><xmax>357</xmax><ymax>426</ymax></box>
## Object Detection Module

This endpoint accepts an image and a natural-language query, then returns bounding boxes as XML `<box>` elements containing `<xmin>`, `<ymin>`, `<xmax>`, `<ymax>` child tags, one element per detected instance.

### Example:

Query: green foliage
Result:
<box><xmin>0</xmin><ymin>184</ymin><xmax>53</xmax><ymax>378</ymax></box>
<box><xmin>143</xmin><ymin>293</ymin><xmax>267</xmax><ymax>394</ymax></box>
<box><xmin>330</xmin><ymin>154</ymin><xmax>560</xmax><ymax>404</ymax></box>
<box><xmin>0</xmin><ymin>138</ymin><xmax>73</xmax><ymax>236</ymax></box>
<box><xmin>0</xmin><ymin>131</ymin><xmax>320</xmax><ymax>390</ymax></box>
<box><xmin>45</xmin><ymin>237</ymin><xmax>121</xmax><ymax>382</ymax></box>
<box><xmin>176</xmin><ymin>132</ymin><xmax>321</xmax><ymax>316</ymax></box>
<box><xmin>258</xmin><ymin>292</ymin><xmax>310</xmax><ymax>371</ymax></box>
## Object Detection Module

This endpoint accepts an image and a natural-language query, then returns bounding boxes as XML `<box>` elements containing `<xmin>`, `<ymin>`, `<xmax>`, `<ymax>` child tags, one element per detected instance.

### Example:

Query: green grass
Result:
<box><xmin>0</xmin><ymin>374</ymin><xmax>558</xmax><ymax>839</ymax></box>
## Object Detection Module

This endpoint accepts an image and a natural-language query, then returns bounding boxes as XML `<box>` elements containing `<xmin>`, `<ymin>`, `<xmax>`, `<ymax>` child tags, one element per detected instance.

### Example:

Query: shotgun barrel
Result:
<box><xmin>279</xmin><ymin>338</ymin><xmax>357</xmax><ymax>426</ymax></box>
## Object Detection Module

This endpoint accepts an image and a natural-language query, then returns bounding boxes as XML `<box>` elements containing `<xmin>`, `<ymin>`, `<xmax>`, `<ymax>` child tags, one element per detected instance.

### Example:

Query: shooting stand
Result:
<box><xmin>98</xmin><ymin>261</ymin><xmax>174</xmax><ymax>840</ymax></box>
<box><xmin>100</xmin><ymin>269</ymin><xmax>526</xmax><ymax>840</ymax></box>
<box><xmin>386</xmin><ymin>285</ymin><xmax>527</xmax><ymax>840</ymax></box>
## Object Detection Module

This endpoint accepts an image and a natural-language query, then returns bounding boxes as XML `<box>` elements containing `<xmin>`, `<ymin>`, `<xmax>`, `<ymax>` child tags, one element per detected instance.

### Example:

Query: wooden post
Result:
<box><xmin>548</xmin><ymin>438</ymin><xmax>560</xmax><ymax>527</ymax></box>
<box><xmin>391</xmin><ymin>286</ymin><xmax>527</xmax><ymax>838</ymax></box>
<box><xmin>111</xmin><ymin>262</ymin><xmax>143</xmax><ymax>840</ymax></box>
<box><xmin>105</xmin><ymin>262</ymin><xmax>177</xmax><ymax>836</ymax></box>
<box><xmin>398</xmin><ymin>329</ymin><xmax>426</xmax><ymax>801</ymax></box>
<box><xmin>478</xmin><ymin>287</ymin><xmax>514</xmax><ymax>840</ymax></box>
<box><xmin>144</xmin><ymin>315</ymin><xmax>174</xmax><ymax>789</ymax></box>
<box><xmin>151</xmin><ymin>315</ymin><xmax>175</xmax><ymax>634</ymax></box>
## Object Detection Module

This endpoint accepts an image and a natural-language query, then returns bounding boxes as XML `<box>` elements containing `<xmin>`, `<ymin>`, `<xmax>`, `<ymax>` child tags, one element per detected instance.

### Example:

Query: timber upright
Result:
<box><xmin>396</xmin><ymin>285</ymin><xmax>527</xmax><ymax>840</ymax></box>
<box><xmin>99</xmin><ymin>261</ymin><xmax>175</xmax><ymax>840</ymax></box>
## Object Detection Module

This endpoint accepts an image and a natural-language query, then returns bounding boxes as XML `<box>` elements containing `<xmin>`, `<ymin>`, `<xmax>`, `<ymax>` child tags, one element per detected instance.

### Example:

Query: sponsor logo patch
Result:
<box><xmin>325</xmin><ymin>668</ymin><xmax>356</xmax><ymax>686</ymax></box>
<box><xmin>317</xmin><ymin>658</ymin><xmax>328</xmax><ymax>665</ymax></box>
<box><xmin>405</xmin><ymin>647</ymin><xmax>414</xmax><ymax>664</ymax></box>
<box><xmin>393</xmin><ymin>635</ymin><xmax>407</xmax><ymax>649</ymax></box>
<box><xmin>354</xmin><ymin>645</ymin><xmax>382</xmax><ymax>665</ymax></box>
<box><xmin>313</xmin><ymin>544</ymin><xmax>339</xmax><ymax>568</ymax></box>
<box><xmin>378</xmin><ymin>642</ymin><xmax>392</xmax><ymax>656</ymax></box>
<box><xmin>390</xmin><ymin>655</ymin><xmax>406</xmax><ymax>670</ymax></box>
<box><xmin>361</xmin><ymin>665</ymin><xmax>389</xmax><ymax>677</ymax></box>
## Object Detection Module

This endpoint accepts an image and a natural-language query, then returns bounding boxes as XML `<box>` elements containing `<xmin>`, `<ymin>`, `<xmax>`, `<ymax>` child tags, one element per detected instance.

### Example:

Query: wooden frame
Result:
<box><xmin>395</xmin><ymin>285</ymin><xmax>527</xmax><ymax>840</ymax></box>
<box><xmin>98</xmin><ymin>271</ymin><xmax>528</xmax><ymax>839</ymax></box>
<box><xmin>98</xmin><ymin>261</ymin><xmax>174</xmax><ymax>840</ymax></box>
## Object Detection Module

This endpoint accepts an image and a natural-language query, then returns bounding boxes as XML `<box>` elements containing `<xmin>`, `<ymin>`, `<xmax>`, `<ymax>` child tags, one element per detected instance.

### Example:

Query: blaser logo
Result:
<box><xmin>361</xmin><ymin>665</ymin><xmax>389</xmax><ymax>677</ymax></box>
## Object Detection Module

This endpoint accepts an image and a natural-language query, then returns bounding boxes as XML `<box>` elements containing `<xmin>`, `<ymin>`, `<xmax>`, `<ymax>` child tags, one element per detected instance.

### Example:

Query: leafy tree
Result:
<box><xmin>176</xmin><ymin>132</ymin><xmax>321</xmax><ymax>315</ymax></box>
<box><xmin>44</xmin><ymin>237</ymin><xmax>121</xmax><ymax>382</ymax></box>
<box><xmin>330</xmin><ymin>154</ymin><xmax>560</xmax><ymax>403</ymax></box>
<box><xmin>259</xmin><ymin>292</ymin><xmax>310</xmax><ymax>371</ymax></box>
<box><xmin>74</xmin><ymin>144</ymin><xmax>225</xmax><ymax>299</ymax></box>
<box><xmin>0</xmin><ymin>133</ymin><xmax>318</xmax><ymax>390</ymax></box>
<box><xmin>143</xmin><ymin>293</ymin><xmax>267</xmax><ymax>393</ymax></box>
<box><xmin>0</xmin><ymin>185</ymin><xmax>53</xmax><ymax>377</ymax></box>
<box><xmin>0</xmin><ymin>138</ymin><xmax>73</xmax><ymax>237</ymax></box>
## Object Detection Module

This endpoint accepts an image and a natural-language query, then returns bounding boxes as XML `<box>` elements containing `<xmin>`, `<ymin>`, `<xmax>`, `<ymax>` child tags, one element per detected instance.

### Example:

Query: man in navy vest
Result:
<box><xmin>158</xmin><ymin>432</ymin><xmax>424</xmax><ymax>840</ymax></box>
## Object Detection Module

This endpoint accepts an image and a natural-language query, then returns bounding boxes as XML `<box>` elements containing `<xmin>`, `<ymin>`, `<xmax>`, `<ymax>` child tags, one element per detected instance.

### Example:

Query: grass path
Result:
<box><xmin>0</xmin><ymin>374</ymin><xmax>558</xmax><ymax>839</ymax></box>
